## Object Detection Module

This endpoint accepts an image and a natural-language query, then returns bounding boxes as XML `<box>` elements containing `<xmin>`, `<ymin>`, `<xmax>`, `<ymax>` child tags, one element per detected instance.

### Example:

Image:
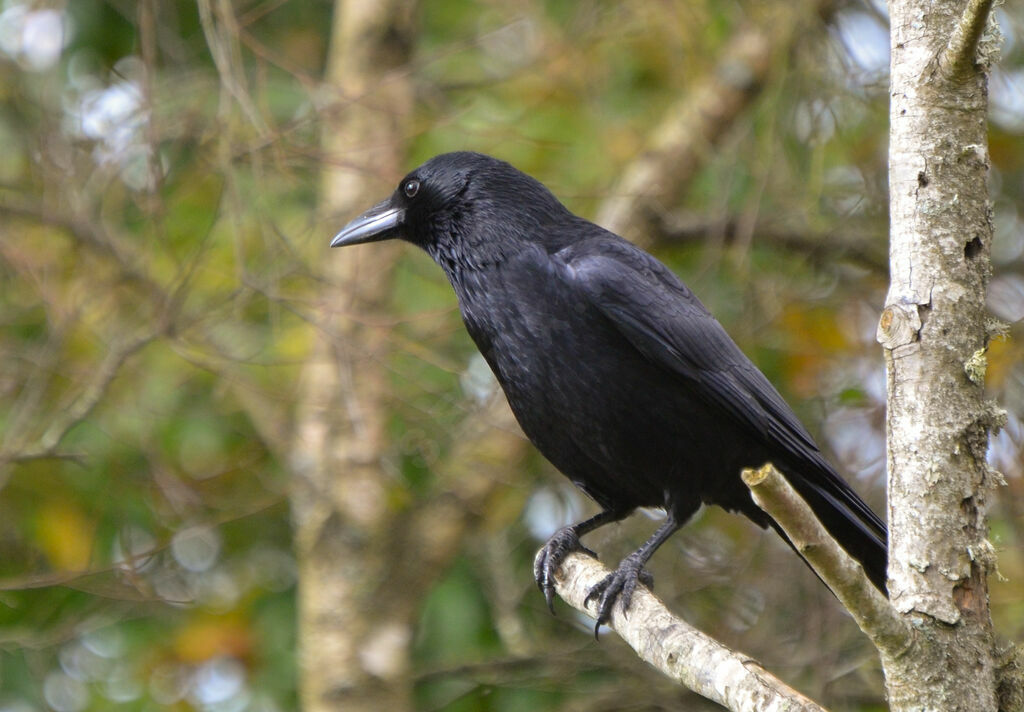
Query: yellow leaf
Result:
<box><xmin>35</xmin><ymin>500</ymin><xmax>95</xmax><ymax>571</ymax></box>
<box><xmin>173</xmin><ymin>615</ymin><xmax>252</xmax><ymax>663</ymax></box>
<box><xmin>986</xmin><ymin>334</ymin><xmax>1014</xmax><ymax>388</ymax></box>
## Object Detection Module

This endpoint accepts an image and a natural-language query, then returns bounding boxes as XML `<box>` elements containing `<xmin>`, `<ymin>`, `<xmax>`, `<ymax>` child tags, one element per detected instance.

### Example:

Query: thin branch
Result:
<box><xmin>196</xmin><ymin>0</ymin><xmax>270</xmax><ymax>134</ymax></box>
<box><xmin>0</xmin><ymin>199</ymin><xmax>161</xmax><ymax>298</ymax></box>
<box><xmin>595</xmin><ymin>21</ymin><xmax>773</xmax><ymax>242</ymax></box>
<box><xmin>545</xmin><ymin>550</ymin><xmax>828</xmax><ymax>712</ymax></box>
<box><xmin>938</xmin><ymin>0</ymin><xmax>997</xmax><ymax>81</ymax></box>
<box><xmin>595</xmin><ymin>0</ymin><xmax>838</xmax><ymax>243</ymax></box>
<box><xmin>650</xmin><ymin>211</ymin><xmax>888</xmax><ymax>274</ymax></box>
<box><xmin>1</xmin><ymin>333</ymin><xmax>158</xmax><ymax>467</ymax></box>
<box><xmin>741</xmin><ymin>464</ymin><xmax>911</xmax><ymax>657</ymax></box>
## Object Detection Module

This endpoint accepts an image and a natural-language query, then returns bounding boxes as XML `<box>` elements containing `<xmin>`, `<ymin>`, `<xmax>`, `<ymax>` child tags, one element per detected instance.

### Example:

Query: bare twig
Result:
<box><xmin>651</xmin><ymin>211</ymin><xmax>888</xmax><ymax>274</ymax></box>
<box><xmin>742</xmin><ymin>464</ymin><xmax>911</xmax><ymax>657</ymax></box>
<box><xmin>545</xmin><ymin>550</ymin><xmax>828</xmax><ymax>712</ymax></box>
<box><xmin>0</xmin><ymin>199</ymin><xmax>160</xmax><ymax>297</ymax></box>
<box><xmin>197</xmin><ymin>0</ymin><xmax>270</xmax><ymax>134</ymax></box>
<box><xmin>938</xmin><ymin>0</ymin><xmax>997</xmax><ymax>80</ymax></box>
<box><xmin>2</xmin><ymin>333</ymin><xmax>158</xmax><ymax>467</ymax></box>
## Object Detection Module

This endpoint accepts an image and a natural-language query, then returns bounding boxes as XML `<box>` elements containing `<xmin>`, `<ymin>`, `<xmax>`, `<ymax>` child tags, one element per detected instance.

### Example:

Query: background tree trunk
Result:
<box><xmin>291</xmin><ymin>1</ymin><xmax>415</xmax><ymax>709</ymax></box>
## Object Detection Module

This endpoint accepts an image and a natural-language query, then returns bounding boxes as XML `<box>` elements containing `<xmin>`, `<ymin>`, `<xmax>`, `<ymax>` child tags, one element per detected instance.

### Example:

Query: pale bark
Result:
<box><xmin>545</xmin><ymin>551</ymin><xmax>827</xmax><ymax>712</ymax></box>
<box><xmin>291</xmin><ymin>1</ymin><xmax>414</xmax><ymax>710</ymax></box>
<box><xmin>879</xmin><ymin>0</ymin><xmax>1003</xmax><ymax>709</ymax></box>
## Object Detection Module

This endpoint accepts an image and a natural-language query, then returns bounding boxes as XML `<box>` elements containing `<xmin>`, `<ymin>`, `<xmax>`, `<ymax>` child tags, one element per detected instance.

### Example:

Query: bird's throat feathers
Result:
<box><xmin>423</xmin><ymin>197</ymin><xmax>570</xmax><ymax>285</ymax></box>
<box><xmin>424</xmin><ymin>219</ymin><xmax>511</xmax><ymax>277</ymax></box>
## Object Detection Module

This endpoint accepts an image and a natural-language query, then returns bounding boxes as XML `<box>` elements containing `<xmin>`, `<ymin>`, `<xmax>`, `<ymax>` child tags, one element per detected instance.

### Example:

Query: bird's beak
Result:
<box><xmin>330</xmin><ymin>197</ymin><xmax>404</xmax><ymax>247</ymax></box>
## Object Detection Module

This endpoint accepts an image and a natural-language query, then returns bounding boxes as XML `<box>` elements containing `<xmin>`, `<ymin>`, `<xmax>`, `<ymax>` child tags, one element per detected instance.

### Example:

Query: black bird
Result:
<box><xmin>331</xmin><ymin>151</ymin><xmax>887</xmax><ymax>629</ymax></box>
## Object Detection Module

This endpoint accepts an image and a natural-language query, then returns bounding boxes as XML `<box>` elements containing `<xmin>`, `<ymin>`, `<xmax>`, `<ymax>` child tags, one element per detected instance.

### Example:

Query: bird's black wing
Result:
<box><xmin>559</xmin><ymin>238</ymin><xmax>886</xmax><ymax>543</ymax></box>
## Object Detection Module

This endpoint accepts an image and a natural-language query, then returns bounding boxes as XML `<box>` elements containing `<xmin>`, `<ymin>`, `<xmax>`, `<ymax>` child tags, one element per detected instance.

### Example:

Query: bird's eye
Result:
<box><xmin>403</xmin><ymin>179</ymin><xmax>420</xmax><ymax>198</ymax></box>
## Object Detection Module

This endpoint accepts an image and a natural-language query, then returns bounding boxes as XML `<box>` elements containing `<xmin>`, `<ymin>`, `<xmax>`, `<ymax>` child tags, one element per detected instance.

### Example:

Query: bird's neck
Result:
<box><xmin>425</xmin><ymin>227</ymin><xmax>515</xmax><ymax>283</ymax></box>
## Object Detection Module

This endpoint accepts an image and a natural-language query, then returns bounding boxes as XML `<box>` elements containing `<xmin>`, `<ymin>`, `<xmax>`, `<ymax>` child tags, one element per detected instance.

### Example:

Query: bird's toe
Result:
<box><xmin>535</xmin><ymin>526</ymin><xmax>598</xmax><ymax>614</ymax></box>
<box><xmin>584</xmin><ymin>554</ymin><xmax>652</xmax><ymax>636</ymax></box>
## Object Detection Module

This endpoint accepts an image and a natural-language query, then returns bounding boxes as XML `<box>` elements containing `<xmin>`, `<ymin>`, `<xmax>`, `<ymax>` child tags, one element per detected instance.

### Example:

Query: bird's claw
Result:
<box><xmin>535</xmin><ymin>527</ymin><xmax>597</xmax><ymax>614</ymax></box>
<box><xmin>583</xmin><ymin>553</ymin><xmax>654</xmax><ymax>638</ymax></box>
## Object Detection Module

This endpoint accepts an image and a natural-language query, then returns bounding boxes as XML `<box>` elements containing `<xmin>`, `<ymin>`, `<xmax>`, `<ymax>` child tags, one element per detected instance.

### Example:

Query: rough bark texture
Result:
<box><xmin>291</xmin><ymin>1</ymin><xmax>414</xmax><ymax>710</ymax></box>
<box><xmin>879</xmin><ymin>0</ymin><xmax>1002</xmax><ymax>709</ymax></box>
<box><xmin>547</xmin><ymin>551</ymin><xmax>828</xmax><ymax>712</ymax></box>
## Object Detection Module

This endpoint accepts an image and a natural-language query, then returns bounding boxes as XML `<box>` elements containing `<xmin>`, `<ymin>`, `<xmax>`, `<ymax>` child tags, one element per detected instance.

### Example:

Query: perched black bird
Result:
<box><xmin>331</xmin><ymin>152</ymin><xmax>887</xmax><ymax>629</ymax></box>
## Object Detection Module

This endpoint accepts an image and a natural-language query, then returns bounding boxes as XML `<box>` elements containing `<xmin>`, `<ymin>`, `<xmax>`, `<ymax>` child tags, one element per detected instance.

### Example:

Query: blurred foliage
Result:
<box><xmin>0</xmin><ymin>0</ymin><xmax>1022</xmax><ymax>711</ymax></box>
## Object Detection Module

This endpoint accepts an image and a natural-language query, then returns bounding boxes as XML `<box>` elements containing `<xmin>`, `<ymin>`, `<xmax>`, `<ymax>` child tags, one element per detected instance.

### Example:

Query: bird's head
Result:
<box><xmin>331</xmin><ymin>152</ymin><xmax>572</xmax><ymax>270</ymax></box>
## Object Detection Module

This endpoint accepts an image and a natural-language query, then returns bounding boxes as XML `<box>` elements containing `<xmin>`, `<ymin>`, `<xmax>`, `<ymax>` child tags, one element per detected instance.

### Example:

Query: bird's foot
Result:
<box><xmin>583</xmin><ymin>552</ymin><xmax>654</xmax><ymax>638</ymax></box>
<box><xmin>535</xmin><ymin>527</ymin><xmax>598</xmax><ymax>614</ymax></box>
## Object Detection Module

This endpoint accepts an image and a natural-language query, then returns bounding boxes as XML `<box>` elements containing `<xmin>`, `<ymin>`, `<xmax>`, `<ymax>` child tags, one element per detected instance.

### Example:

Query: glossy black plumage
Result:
<box><xmin>331</xmin><ymin>152</ymin><xmax>888</xmax><ymax>627</ymax></box>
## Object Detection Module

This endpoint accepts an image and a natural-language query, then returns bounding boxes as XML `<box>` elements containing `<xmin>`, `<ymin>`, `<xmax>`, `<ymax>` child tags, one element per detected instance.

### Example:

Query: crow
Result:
<box><xmin>331</xmin><ymin>151</ymin><xmax>887</xmax><ymax>630</ymax></box>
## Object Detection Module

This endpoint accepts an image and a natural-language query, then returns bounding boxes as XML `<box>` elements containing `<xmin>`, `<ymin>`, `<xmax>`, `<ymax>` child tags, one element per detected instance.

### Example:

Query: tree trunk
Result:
<box><xmin>291</xmin><ymin>1</ymin><xmax>414</xmax><ymax>710</ymax></box>
<box><xmin>878</xmin><ymin>0</ymin><xmax>1002</xmax><ymax>708</ymax></box>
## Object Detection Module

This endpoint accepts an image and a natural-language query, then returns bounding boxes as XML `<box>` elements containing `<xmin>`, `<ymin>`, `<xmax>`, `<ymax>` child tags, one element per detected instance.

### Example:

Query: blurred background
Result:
<box><xmin>0</xmin><ymin>1</ymin><xmax>1022</xmax><ymax>710</ymax></box>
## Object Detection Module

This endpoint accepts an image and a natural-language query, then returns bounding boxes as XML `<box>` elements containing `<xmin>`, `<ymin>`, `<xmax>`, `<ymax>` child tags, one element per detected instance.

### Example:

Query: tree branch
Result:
<box><xmin>1</xmin><ymin>332</ymin><xmax>158</xmax><ymax>468</ymax></box>
<box><xmin>596</xmin><ymin>0</ymin><xmax>837</xmax><ymax>244</ymax></box>
<box><xmin>595</xmin><ymin>21</ymin><xmax>773</xmax><ymax>242</ymax></box>
<box><xmin>650</xmin><ymin>211</ymin><xmax>888</xmax><ymax>274</ymax></box>
<box><xmin>938</xmin><ymin>0</ymin><xmax>997</xmax><ymax>81</ymax></box>
<box><xmin>741</xmin><ymin>464</ymin><xmax>911</xmax><ymax>657</ymax></box>
<box><xmin>545</xmin><ymin>550</ymin><xmax>828</xmax><ymax>712</ymax></box>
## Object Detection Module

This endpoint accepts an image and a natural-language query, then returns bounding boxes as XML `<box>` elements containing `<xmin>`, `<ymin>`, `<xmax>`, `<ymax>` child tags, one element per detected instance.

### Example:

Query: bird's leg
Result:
<box><xmin>534</xmin><ymin>508</ymin><xmax>627</xmax><ymax>614</ymax></box>
<box><xmin>584</xmin><ymin>513</ymin><xmax>681</xmax><ymax>637</ymax></box>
